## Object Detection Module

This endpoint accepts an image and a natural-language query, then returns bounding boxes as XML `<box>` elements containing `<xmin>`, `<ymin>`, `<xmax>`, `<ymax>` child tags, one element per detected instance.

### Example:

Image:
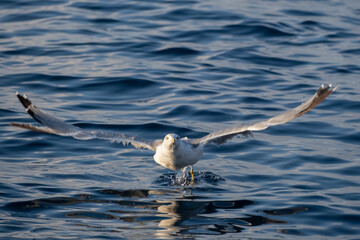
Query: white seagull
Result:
<box><xmin>11</xmin><ymin>85</ymin><xmax>336</xmax><ymax>180</ymax></box>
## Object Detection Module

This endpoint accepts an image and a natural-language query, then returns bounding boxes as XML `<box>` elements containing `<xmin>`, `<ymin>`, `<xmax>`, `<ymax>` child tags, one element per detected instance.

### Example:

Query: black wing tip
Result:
<box><xmin>15</xmin><ymin>91</ymin><xmax>43</xmax><ymax>124</ymax></box>
<box><xmin>16</xmin><ymin>91</ymin><xmax>32</xmax><ymax>109</ymax></box>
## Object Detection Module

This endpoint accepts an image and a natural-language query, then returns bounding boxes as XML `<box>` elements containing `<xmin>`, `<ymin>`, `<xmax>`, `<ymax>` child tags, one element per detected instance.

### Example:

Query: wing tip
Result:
<box><xmin>317</xmin><ymin>83</ymin><xmax>337</xmax><ymax>99</ymax></box>
<box><xmin>16</xmin><ymin>91</ymin><xmax>32</xmax><ymax>109</ymax></box>
<box><xmin>320</xmin><ymin>83</ymin><xmax>338</xmax><ymax>91</ymax></box>
<box><xmin>332</xmin><ymin>84</ymin><xmax>339</xmax><ymax>92</ymax></box>
<box><xmin>15</xmin><ymin>91</ymin><xmax>43</xmax><ymax>124</ymax></box>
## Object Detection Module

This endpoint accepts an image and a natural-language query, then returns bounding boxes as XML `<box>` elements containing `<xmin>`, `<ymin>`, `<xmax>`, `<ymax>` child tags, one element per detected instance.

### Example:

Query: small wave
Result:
<box><xmin>89</xmin><ymin>18</ymin><xmax>120</xmax><ymax>24</ymax></box>
<box><xmin>70</xmin><ymin>2</ymin><xmax>157</xmax><ymax>12</ymax></box>
<box><xmin>1</xmin><ymin>10</ymin><xmax>66</xmax><ymax>23</ymax></box>
<box><xmin>151</xmin><ymin>47</ymin><xmax>200</xmax><ymax>58</ymax></box>
<box><xmin>3</xmin><ymin>47</ymin><xmax>74</xmax><ymax>57</ymax></box>
<box><xmin>224</xmin><ymin>22</ymin><xmax>295</xmax><ymax>37</ymax></box>
<box><xmin>281</xmin><ymin>9</ymin><xmax>325</xmax><ymax>17</ymax></box>
<box><xmin>3</xmin><ymin>197</ymin><xmax>86</xmax><ymax>212</ymax></box>
<box><xmin>341</xmin><ymin>48</ymin><xmax>360</xmax><ymax>55</ymax></box>
<box><xmin>154</xmin><ymin>8</ymin><xmax>242</xmax><ymax>21</ymax></box>
<box><xmin>213</xmin><ymin>47</ymin><xmax>308</xmax><ymax>67</ymax></box>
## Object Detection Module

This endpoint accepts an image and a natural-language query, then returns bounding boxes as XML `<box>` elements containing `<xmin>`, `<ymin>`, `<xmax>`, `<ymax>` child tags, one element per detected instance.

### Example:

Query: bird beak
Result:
<box><xmin>170</xmin><ymin>137</ymin><xmax>175</xmax><ymax>144</ymax></box>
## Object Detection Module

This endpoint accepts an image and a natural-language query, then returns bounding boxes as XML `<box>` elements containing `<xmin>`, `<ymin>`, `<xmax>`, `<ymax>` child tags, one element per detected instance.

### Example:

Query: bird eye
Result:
<box><xmin>165</xmin><ymin>136</ymin><xmax>169</xmax><ymax>140</ymax></box>
<box><xmin>176</xmin><ymin>136</ymin><xmax>179</xmax><ymax>140</ymax></box>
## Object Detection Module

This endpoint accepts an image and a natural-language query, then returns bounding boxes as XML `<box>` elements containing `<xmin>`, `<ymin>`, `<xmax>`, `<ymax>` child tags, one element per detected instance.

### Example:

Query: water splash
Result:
<box><xmin>155</xmin><ymin>169</ymin><xmax>225</xmax><ymax>186</ymax></box>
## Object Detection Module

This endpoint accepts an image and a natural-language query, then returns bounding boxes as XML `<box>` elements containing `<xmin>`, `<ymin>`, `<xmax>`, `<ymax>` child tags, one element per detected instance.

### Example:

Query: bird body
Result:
<box><xmin>10</xmin><ymin>84</ymin><xmax>336</xmax><ymax>179</ymax></box>
<box><xmin>154</xmin><ymin>134</ymin><xmax>204</xmax><ymax>170</ymax></box>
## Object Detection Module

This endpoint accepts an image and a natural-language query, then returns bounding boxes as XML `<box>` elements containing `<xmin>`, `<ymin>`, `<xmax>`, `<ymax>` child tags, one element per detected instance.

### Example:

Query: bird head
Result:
<box><xmin>163</xmin><ymin>133</ymin><xmax>180</xmax><ymax>149</ymax></box>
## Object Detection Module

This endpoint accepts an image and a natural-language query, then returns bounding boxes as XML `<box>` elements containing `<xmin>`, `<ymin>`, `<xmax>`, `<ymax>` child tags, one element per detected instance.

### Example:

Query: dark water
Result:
<box><xmin>1</xmin><ymin>0</ymin><xmax>359</xmax><ymax>239</ymax></box>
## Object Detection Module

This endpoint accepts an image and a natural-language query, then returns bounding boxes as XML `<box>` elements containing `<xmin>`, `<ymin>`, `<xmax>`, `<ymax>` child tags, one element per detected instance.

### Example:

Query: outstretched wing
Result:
<box><xmin>10</xmin><ymin>92</ymin><xmax>160</xmax><ymax>151</ymax></box>
<box><xmin>188</xmin><ymin>84</ymin><xmax>336</xmax><ymax>146</ymax></box>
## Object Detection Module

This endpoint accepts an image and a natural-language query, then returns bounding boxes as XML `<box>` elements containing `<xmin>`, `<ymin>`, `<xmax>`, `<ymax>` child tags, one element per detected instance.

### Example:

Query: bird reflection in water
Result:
<box><xmin>5</xmin><ymin>187</ymin><xmax>306</xmax><ymax>238</ymax></box>
<box><xmin>98</xmin><ymin>188</ymin><xmax>289</xmax><ymax>238</ymax></box>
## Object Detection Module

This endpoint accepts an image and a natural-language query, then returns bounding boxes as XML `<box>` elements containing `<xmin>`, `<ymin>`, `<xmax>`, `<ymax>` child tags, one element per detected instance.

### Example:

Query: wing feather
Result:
<box><xmin>11</xmin><ymin>92</ymin><xmax>159</xmax><ymax>151</ymax></box>
<box><xmin>188</xmin><ymin>84</ymin><xmax>336</xmax><ymax>146</ymax></box>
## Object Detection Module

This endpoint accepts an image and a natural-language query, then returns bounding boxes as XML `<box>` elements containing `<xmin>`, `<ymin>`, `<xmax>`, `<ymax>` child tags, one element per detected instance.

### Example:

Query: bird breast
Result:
<box><xmin>153</xmin><ymin>140</ymin><xmax>203</xmax><ymax>170</ymax></box>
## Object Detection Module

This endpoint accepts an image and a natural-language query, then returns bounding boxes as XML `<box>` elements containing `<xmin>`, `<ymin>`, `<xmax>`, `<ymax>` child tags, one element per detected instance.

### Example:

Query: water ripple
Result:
<box><xmin>0</xmin><ymin>0</ymin><xmax>359</xmax><ymax>239</ymax></box>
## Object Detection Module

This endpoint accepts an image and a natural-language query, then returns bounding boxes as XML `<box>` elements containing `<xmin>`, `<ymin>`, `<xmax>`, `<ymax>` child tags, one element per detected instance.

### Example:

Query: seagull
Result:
<box><xmin>11</xmin><ymin>84</ymin><xmax>336</xmax><ymax>180</ymax></box>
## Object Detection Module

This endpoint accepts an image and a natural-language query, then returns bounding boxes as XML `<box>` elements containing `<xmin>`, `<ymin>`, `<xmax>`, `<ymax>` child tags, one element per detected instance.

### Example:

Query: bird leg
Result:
<box><xmin>190</xmin><ymin>165</ymin><xmax>194</xmax><ymax>181</ymax></box>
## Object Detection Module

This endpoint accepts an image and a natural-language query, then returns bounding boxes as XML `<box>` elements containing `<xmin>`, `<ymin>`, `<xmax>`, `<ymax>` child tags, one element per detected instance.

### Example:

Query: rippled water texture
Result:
<box><xmin>1</xmin><ymin>0</ymin><xmax>359</xmax><ymax>239</ymax></box>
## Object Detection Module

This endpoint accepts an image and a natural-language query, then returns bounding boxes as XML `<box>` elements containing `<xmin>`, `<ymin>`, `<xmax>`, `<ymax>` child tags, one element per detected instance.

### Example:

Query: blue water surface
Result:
<box><xmin>1</xmin><ymin>0</ymin><xmax>359</xmax><ymax>239</ymax></box>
